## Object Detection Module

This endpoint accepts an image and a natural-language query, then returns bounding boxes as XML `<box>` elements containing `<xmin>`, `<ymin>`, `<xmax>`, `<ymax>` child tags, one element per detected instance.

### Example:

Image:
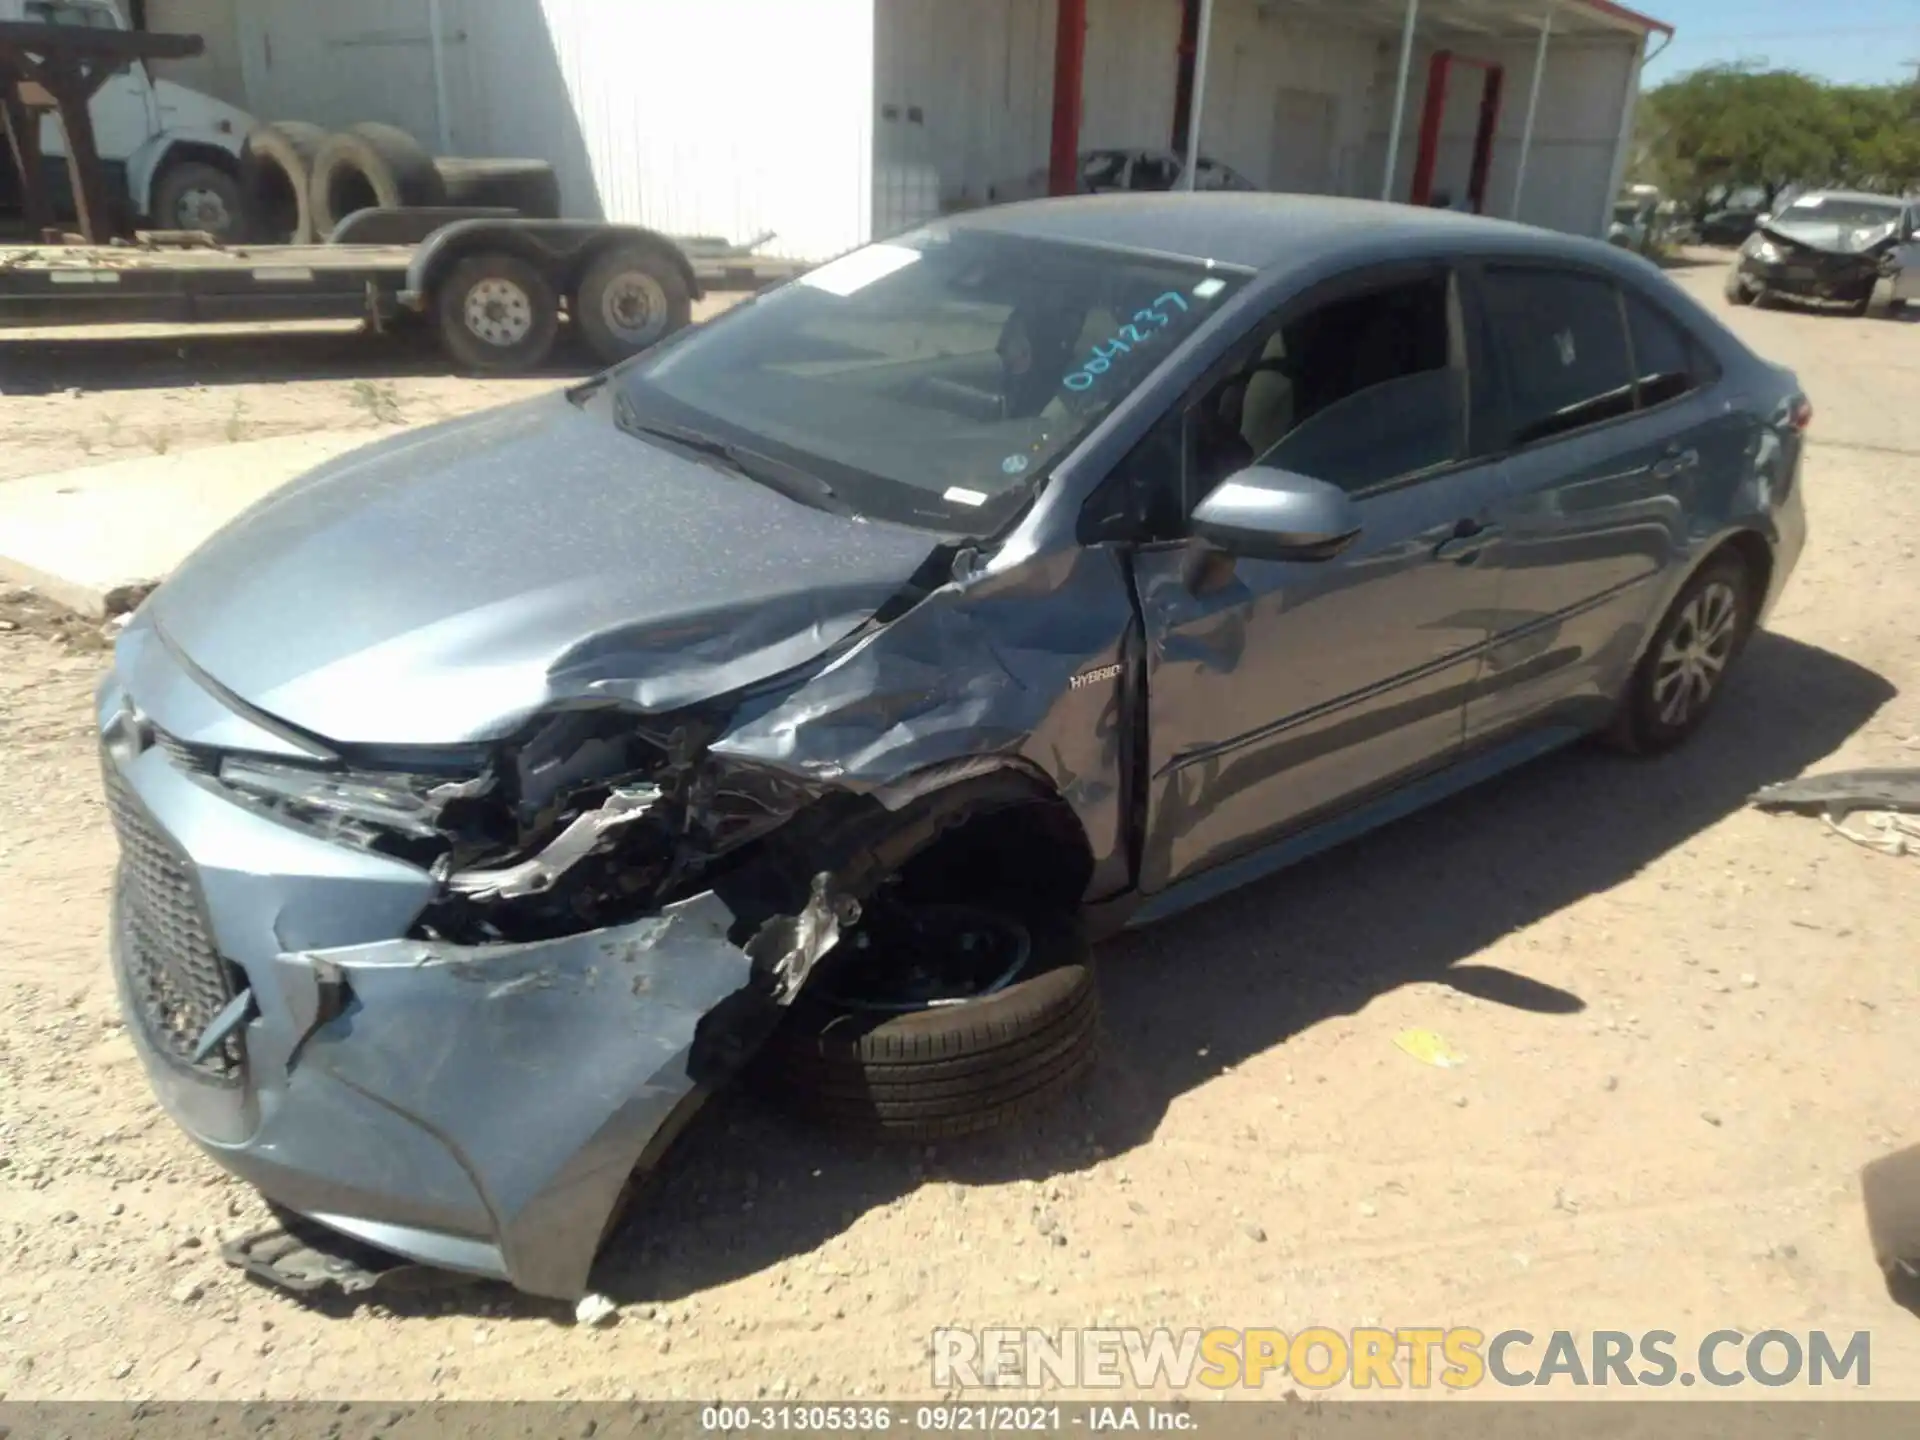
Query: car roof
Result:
<box><xmin>947</xmin><ymin>192</ymin><xmax>1603</xmax><ymax>276</ymax></box>
<box><xmin>1782</xmin><ymin>189</ymin><xmax>1904</xmax><ymax>206</ymax></box>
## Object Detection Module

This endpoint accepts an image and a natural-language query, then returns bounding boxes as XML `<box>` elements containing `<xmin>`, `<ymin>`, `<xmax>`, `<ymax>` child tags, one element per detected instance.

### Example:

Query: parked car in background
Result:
<box><xmin>101</xmin><ymin>194</ymin><xmax>1807</xmax><ymax>1301</ymax></box>
<box><xmin>1696</xmin><ymin>206</ymin><xmax>1764</xmax><ymax>246</ymax></box>
<box><xmin>0</xmin><ymin>0</ymin><xmax>257</xmax><ymax>237</ymax></box>
<box><xmin>1608</xmin><ymin>186</ymin><xmax>1664</xmax><ymax>256</ymax></box>
<box><xmin>1725</xmin><ymin>189</ymin><xmax>1920</xmax><ymax>315</ymax></box>
<box><xmin>1079</xmin><ymin>147</ymin><xmax>1259</xmax><ymax>194</ymax></box>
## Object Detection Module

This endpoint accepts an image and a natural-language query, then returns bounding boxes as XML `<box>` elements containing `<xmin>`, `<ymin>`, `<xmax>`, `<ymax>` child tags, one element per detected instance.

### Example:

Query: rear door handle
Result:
<box><xmin>1653</xmin><ymin>446</ymin><xmax>1699</xmax><ymax>481</ymax></box>
<box><xmin>1434</xmin><ymin>518</ymin><xmax>1501</xmax><ymax>564</ymax></box>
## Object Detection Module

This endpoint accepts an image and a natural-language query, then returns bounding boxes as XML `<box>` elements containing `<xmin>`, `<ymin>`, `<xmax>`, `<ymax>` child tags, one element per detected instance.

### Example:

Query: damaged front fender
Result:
<box><xmin>228</xmin><ymin>884</ymin><xmax>847</xmax><ymax>1300</ymax></box>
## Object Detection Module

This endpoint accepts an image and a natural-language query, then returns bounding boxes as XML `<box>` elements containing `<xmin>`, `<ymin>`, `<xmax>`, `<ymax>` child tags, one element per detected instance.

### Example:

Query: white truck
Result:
<box><xmin>3</xmin><ymin>0</ymin><xmax>255</xmax><ymax>236</ymax></box>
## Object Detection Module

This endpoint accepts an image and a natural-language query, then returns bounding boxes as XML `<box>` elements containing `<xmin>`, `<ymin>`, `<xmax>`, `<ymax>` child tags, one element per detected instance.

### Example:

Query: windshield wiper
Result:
<box><xmin>614</xmin><ymin>402</ymin><xmax>847</xmax><ymax>516</ymax></box>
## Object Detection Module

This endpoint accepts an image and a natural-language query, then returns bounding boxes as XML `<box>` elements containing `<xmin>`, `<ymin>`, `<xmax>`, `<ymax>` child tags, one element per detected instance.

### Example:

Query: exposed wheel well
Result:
<box><xmin>889</xmin><ymin>795</ymin><xmax>1095</xmax><ymax>915</ymax></box>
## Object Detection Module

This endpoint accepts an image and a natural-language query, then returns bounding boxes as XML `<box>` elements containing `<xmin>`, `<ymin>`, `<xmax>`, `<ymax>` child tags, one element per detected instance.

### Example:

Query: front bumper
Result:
<box><xmin>98</xmin><ymin>621</ymin><xmax>769</xmax><ymax>1299</ymax></box>
<box><xmin>1737</xmin><ymin>251</ymin><xmax>1879</xmax><ymax>302</ymax></box>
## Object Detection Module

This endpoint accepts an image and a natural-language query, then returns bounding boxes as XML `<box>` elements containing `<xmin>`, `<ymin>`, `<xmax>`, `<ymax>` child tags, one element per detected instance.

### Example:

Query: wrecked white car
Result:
<box><xmin>101</xmin><ymin>194</ymin><xmax>1807</xmax><ymax>1299</ymax></box>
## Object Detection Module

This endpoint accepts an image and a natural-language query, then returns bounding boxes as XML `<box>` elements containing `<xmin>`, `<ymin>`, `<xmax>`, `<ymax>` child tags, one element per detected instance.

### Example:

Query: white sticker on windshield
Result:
<box><xmin>800</xmin><ymin>243</ymin><xmax>921</xmax><ymax>297</ymax></box>
<box><xmin>1193</xmin><ymin>277</ymin><xmax>1227</xmax><ymax>299</ymax></box>
<box><xmin>944</xmin><ymin>486</ymin><xmax>989</xmax><ymax>506</ymax></box>
<box><xmin>1001</xmin><ymin>454</ymin><xmax>1030</xmax><ymax>475</ymax></box>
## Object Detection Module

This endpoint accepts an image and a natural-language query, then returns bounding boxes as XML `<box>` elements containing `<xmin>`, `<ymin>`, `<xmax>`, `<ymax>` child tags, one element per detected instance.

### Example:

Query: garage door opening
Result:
<box><xmin>1411</xmin><ymin>50</ymin><xmax>1505</xmax><ymax>214</ymax></box>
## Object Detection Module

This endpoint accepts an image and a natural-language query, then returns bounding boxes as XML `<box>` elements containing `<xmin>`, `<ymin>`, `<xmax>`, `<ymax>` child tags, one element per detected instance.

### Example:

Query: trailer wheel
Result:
<box><xmin>240</xmin><ymin>121</ymin><xmax>326</xmax><ymax>244</ymax></box>
<box><xmin>310</xmin><ymin>123</ymin><xmax>447</xmax><ymax>235</ymax></box>
<box><xmin>151</xmin><ymin>161</ymin><xmax>246</xmax><ymax>240</ymax></box>
<box><xmin>572</xmin><ymin>244</ymin><xmax>693</xmax><ymax>365</ymax></box>
<box><xmin>436</xmin><ymin>252</ymin><xmax>560</xmax><ymax>373</ymax></box>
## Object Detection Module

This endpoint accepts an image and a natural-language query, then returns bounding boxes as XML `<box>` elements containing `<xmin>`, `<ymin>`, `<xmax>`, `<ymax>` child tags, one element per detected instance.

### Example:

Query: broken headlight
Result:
<box><xmin>1751</xmin><ymin>238</ymin><xmax>1783</xmax><ymax>264</ymax></box>
<box><xmin>213</xmin><ymin>755</ymin><xmax>491</xmax><ymax>852</ymax></box>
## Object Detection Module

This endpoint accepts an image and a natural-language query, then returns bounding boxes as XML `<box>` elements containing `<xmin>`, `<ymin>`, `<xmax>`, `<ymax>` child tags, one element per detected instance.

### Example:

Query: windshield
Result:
<box><xmin>1778</xmin><ymin>195</ymin><xmax>1902</xmax><ymax>228</ymax></box>
<box><xmin>616</xmin><ymin>226</ymin><xmax>1247</xmax><ymax>532</ymax></box>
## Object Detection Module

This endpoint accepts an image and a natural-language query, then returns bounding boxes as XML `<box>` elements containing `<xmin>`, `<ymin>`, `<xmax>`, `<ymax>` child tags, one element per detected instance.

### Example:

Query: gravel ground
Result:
<box><xmin>1</xmin><ymin>256</ymin><xmax>1917</xmax><ymax>1402</ymax></box>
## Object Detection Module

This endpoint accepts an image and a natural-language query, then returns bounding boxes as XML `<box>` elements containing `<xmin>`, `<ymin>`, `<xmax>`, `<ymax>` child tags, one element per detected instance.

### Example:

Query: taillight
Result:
<box><xmin>1789</xmin><ymin>395</ymin><xmax>1813</xmax><ymax>432</ymax></box>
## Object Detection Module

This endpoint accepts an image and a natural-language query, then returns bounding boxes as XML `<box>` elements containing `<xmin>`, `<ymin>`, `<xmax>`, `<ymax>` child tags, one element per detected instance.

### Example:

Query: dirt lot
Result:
<box><xmin>2</xmin><ymin>257</ymin><xmax>1918</xmax><ymax>1402</ymax></box>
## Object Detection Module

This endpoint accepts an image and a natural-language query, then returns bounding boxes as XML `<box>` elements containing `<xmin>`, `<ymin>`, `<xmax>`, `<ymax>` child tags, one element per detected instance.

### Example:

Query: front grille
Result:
<box><xmin>102</xmin><ymin>754</ymin><xmax>246</xmax><ymax>1084</ymax></box>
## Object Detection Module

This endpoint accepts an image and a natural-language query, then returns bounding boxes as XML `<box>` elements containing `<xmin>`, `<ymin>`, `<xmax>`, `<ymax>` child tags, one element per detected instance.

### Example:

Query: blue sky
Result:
<box><xmin>1640</xmin><ymin>0</ymin><xmax>1920</xmax><ymax>86</ymax></box>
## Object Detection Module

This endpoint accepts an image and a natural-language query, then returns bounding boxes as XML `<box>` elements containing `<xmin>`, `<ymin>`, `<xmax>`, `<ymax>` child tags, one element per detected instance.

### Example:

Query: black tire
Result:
<box><xmin>1889</xmin><ymin>298</ymin><xmax>1909</xmax><ymax>317</ymax></box>
<box><xmin>434</xmin><ymin>252</ymin><xmax>560</xmax><ymax>373</ymax></box>
<box><xmin>1723</xmin><ymin>268</ymin><xmax>1755</xmax><ymax>305</ymax></box>
<box><xmin>239</xmin><ymin>121</ymin><xmax>326</xmax><ymax>243</ymax></box>
<box><xmin>757</xmin><ymin>906</ymin><xmax>1098</xmax><ymax>1141</ymax></box>
<box><xmin>309</xmin><ymin>122</ymin><xmax>446</xmax><ymax>237</ymax></box>
<box><xmin>571</xmin><ymin>243</ymin><xmax>694</xmax><ymax>365</ymax></box>
<box><xmin>432</xmin><ymin>157</ymin><xmax>561</xmax><ymax>218</ymax></box>
<box><xmin>1600</xmin><ymin>552</ymin><xmax>1755</xmax><ymax>755</ymax></box>
<box><xmin>149</xmin><ymin>160</ymin><xmax>246</xmax><ymax>240</ymax></box>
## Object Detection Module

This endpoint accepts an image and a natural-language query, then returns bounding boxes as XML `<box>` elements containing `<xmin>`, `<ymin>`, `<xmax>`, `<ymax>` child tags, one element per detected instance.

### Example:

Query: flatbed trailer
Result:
<box><xmin>0</xmin><ymin>210</ymin><xmax>808</xmax><ymax>371</ymax></box>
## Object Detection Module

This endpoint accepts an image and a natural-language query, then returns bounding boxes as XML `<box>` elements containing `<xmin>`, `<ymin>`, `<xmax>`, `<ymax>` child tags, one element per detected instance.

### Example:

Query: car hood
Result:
<box><xmin>149</xmin><ymin>394</ymin><xmax>944</xmax><ymax>746</ymax></box>
<box><xmin>1759</xmin><ymin>216</ymin><xmax>1899</xmax><ymax>256</ymax></box>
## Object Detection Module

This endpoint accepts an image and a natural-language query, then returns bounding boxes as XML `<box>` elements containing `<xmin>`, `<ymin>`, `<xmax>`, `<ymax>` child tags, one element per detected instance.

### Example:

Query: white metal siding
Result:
<box><xmin>872</xmin><ymin>0</ymin><xmax>1056</xmax><ymax>211</ymax></box>
<box><xmin>1420</xmin><ymin>34</ymin><xmax>1639</xmax><ymax>235</ymax></box>
<box><xmin>459</xmin><ymin>0</ymin><xmax>874</xmax><ymax>260</ymax></box>
<box><xmin>236</xmin><ymin>0</ymin><xmax>451</xmax><ymax>152</ymax></box>
<box><xmin>1190</xmin><ymin>4</ymin><xmax>1380</xmax><ymax>196</ymax></box>
<box><xmin>1081</xmin><ymin>0</ymin><xmax>1181</xmax><ymax>153</ymax></box>
<box><xmin>146</xmin><ymin>0</ymin><xmax>247</xmax><ymax>108</ymax></box>
<box><xmin>234</xmin><ymin>0</ymin><xmax>874</xmax><ymax>261</ymax></box>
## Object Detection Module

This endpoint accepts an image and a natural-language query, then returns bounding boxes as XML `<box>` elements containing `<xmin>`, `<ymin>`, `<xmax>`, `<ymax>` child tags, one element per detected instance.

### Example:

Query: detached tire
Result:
<box><xmin>150</xmin><ymin>160</ymin><xmax>246</xmax><ymax>240</ymax></box>
<box><xmin>572</xmin><ymin>243</ymin><xmax>693</xmax><ymax>365</ymax></box>
<box><xmin>240</xmin><ymin>121</ymin><xmax>326</xmax><ymax>243</ymax></box>
<box><xmin>1723</xmin><ymin>268</ymin><xmax>1755</xmax><ymax>305</ymax></box>
<box><xmin>1600</xmin><ymin>552</ymin><xmax>1755</xmax><ymax>755</ymax></box>
<box><xmin>435</xmin><ymin>252</ymin><xmax>560</xmax><ymax>372</ymax></box>
<box><xmin>310</xmin><ymin>122</ymin><xmax>446</xmax><ymax>236</ymax></box>
<box><xmin>759</xmin><ymin>906</ymin><xmax>1098</xmax><ymax>1141</ymax></box>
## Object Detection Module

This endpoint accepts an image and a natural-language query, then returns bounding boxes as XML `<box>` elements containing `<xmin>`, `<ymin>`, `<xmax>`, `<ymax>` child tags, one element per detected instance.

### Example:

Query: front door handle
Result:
<box><xmin>1652</xmin><ymin>446</ymin><xmax>1700</xmax><ymax>481</ymax></box>
<box><xmin>1434</xmin><ymin>518</ymin><xmax>1502</xmax><ymax>564</ymax></box>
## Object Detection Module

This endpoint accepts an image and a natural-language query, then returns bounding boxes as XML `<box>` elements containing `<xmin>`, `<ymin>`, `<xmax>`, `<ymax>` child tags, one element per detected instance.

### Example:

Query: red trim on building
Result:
<box><xmin>1574</xmin><ymin>0</ymin><xmax>1675</xmax><ymax>37</ymax></box>
<box><xmin>1049</xmin><ymin>0</ymin><xmax>1089</xmax><ymax>197</ymax></box>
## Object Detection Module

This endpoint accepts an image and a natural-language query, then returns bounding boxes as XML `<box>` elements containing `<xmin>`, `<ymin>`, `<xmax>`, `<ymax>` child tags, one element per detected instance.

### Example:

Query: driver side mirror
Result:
<box><xmin>1190</xmin><ymin>466</ymin><xmax>1363</xmax><ymax>562</ymax></box>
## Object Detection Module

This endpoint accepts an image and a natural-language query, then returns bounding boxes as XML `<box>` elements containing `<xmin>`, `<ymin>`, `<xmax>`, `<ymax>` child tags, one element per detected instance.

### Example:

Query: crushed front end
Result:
<box><xmin>97</xmin><ymin>617</ymin><xmax>859</xmax><ymax>1300</ymax></box>
<box><xmin>1736</xmin><ymin>220</ymin><xmax>1896</xmax><ymax>308</ymax></box>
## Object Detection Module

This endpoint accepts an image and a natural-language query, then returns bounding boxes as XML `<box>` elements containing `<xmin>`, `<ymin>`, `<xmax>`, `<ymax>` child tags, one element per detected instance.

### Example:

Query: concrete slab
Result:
<box><xmin>0</xmin><ymin>432</ymin><xmax>375</xmax><ymax>616</ymax></box>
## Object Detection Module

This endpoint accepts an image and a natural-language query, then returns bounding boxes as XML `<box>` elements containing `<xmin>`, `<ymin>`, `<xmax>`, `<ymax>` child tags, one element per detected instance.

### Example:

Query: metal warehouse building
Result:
<box><xmin>146</xmin><ymin>0</ymin><xmax>1672</xmax><ymax>260</ymax></box>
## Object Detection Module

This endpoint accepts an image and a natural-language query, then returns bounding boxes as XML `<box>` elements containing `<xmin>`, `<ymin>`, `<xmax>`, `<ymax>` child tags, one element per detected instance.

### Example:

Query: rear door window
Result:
<box><xmin>1623</xmin><ymin>290</ymin><xmax>1715</xmax><ymax>408</ymax></box>
<box><xmin>1481</xmin><ymin>267</ymin><xmax>1635</xmax><ymax>446</ymax></box>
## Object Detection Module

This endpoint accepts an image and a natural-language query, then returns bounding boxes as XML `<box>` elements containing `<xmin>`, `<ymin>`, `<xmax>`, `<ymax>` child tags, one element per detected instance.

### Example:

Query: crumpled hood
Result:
<box><xmin>1759</xmin><ymin>216</ymin><xmax>1898</xmax><ymax>256</ymax></box>
<box><xmin>150</xmin><ymin>394</ymin><xmax>942</xmax><ymax>746</ymax></box>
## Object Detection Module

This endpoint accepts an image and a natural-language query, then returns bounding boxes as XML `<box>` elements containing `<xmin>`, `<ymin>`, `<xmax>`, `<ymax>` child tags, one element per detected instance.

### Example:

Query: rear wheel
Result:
<box><xmin>571</xmin><ymin>244</ymin><xmax>693</xmax><ymax>365</ymax></box>
<box><xmin>435</xmin><ymin>252</ymin><xmax>560</xmax><ymax>373</ymax></box>
<box><xmin>1601</xmin><ymin>553</ymin><xmax>1755</xmax><ymax>755</ymax></box>
<box><xmin>756</xmin><ymin>896</ymin><xmax>1098</xmax><ymax>1141</ymax></box>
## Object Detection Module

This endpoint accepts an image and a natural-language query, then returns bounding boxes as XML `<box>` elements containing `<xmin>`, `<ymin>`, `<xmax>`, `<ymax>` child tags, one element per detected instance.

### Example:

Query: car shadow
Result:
<box><xmin>575</xmin><ymin>629</ymin><xmax>1892</xmax><ymax>1307</ymax></box>
<box><xmin>302</xmin><ymin>630</ymin><xmax>1889</xmax><ymax>1321</ymax></box>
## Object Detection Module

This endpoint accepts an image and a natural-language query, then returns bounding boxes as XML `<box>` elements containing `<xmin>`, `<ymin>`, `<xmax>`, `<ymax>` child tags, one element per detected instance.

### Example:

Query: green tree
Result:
<box><xmin>1642</xmin><ymin>66</ymin><xmax>1841</xmax><ymax>215</ymax></box>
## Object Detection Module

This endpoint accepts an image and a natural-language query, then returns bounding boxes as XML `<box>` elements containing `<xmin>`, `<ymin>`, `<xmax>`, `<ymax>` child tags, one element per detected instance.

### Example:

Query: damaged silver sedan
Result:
<box><xmin>101</xmin><ymin>194</ymin><xmax>1807</xmax><ymax>1299</ymax></box>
